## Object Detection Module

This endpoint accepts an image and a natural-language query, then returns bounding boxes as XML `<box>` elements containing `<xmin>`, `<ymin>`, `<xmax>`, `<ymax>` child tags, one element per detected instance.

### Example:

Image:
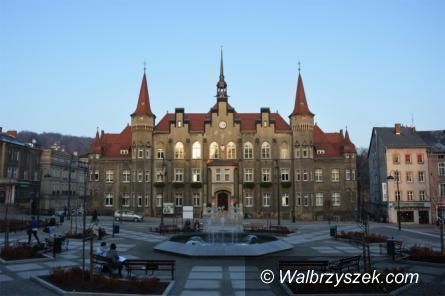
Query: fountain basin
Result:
<box><xmin>154</xmin><ymin>233</ymin><xmax>293</xmax><ymax>256</ymax></box>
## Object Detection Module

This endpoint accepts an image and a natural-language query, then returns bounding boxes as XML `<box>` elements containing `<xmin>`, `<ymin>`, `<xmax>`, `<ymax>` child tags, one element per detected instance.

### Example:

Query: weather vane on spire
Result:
<box><xmin>143</xmin><ymin>61</ymin><xmax>146</xmax><ymax>73</ymax></box>
<box><xmin>298</xmin><ymin>61</ymin><xmax>301</xmax><ymax>73</ymax></box>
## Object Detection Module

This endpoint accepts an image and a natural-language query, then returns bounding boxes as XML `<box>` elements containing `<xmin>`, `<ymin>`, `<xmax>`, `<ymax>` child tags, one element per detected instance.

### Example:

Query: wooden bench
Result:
<box><xmin>124</xmin><ymin>259</ymin><xmax>175</xmax><ymax>279</ymax></box>
<box><xmin>330</xmin><ymin>255</ymin><xmax>361</xmax><ymax>273</ymax></box>
<box><xmin>93</xmin><ymin>254</ymin><xmax>112</xmax><ymax>272</ymax></box>
<box><xmin>279</xmin><ymin>260</ymin><xmax>330</xmax><ymax>272</ymax></box>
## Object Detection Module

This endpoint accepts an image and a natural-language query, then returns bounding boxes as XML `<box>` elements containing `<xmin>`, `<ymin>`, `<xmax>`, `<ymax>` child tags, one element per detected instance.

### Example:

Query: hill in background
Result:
<box><xmin>17</xmin><ymin>131</ymin><xmax>93</xmax><ymax>156</ymax></box>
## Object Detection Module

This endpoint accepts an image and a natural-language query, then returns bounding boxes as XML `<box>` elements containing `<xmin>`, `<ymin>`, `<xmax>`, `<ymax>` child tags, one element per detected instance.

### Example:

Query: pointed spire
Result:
<box><xmin>290</xmin><ymin>70</ymin><xmax>314</xmax><ymax>116</ymax></box>
<box><xmin>131</xmin><ymin>71</ymin><xmax>154</xmax><ymax>117</ymax></box>
<box><xmin>343</xmin><ymin>128</ymin><xmax>356</xmax><ymax>153</ymax></box>
<box><xmin>216</xmin><ymin>47</ymin><xmax>228</xmax><ymax>100</ymax></box>
<box><xmin>90</xmin><ymin>128</ymin><xmax>102</xmax><ymax>154</ymax></box>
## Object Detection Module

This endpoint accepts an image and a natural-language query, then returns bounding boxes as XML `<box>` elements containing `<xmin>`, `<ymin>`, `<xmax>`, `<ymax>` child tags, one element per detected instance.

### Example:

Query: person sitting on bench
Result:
<box><xmin>106</xmin><ymin>243</ymin><xmax>123</xmax><ymax>277</ymax></box>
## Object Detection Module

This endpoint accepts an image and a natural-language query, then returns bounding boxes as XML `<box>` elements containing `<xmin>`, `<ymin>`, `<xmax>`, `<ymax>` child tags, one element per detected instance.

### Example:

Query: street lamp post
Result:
<box><xmin>387</xmin><ymin>171</ymin><xmax>401</xmax><ymax>231</ymax></box>
<box><xmin>274</xmin><ymin>160</ymin><xmax>281</xmax><ymax>225</ymax></box>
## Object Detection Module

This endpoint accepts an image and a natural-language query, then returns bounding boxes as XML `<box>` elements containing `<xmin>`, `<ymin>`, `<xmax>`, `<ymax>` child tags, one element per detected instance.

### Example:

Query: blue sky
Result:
<box><xmin>1</xmin><ymin>0</ymin><xmax>443</xmax><ymax>148</ymax></box>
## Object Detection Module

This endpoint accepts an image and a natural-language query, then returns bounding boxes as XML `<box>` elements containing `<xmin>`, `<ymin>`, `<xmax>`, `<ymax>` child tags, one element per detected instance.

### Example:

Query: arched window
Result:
<box><xmin>175</xmin><ymin>142</ymin><xmax>184</xmax><ymax>159</ymax></box>
<box><xmin>209</xmin><ymin>142</ymin><xmax>219</xmax><ymax>159</ymax></box>
<box><xmin>280</xmin><ymin>142</ymin><xmax>289</xmax><ymax>159</ymax></box>
<box><xmin>261</xmin><ymin>142</ymin><xmax>271</xmax><ymax>159</ymax></box>
<box><xmin>226</xmin><ymin>142</ymin><xmax>236</xmax><ymax>159</ymax></box>
<box><xmin>243</xmin><ymin>142</ymin><xmax>253</xmax><ymax>159</ymax></box>
<box><xmin>192</xmin><ymin>141</ymin><xmax>201</xmax><ymax>159</ymax></box>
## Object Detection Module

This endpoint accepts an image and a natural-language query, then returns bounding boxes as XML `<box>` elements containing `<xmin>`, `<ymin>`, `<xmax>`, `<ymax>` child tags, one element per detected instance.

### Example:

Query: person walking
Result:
<box><xmin>27</xmin><ymin>216</ymin><xmax>41</xmax><ymax>244</ymax></box>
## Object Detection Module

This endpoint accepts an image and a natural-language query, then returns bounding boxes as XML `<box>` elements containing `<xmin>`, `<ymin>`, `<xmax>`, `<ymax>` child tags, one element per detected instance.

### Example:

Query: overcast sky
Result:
<box><xmin>1</xmin><ymin>0</ymin><xmax>443</xmax><ymax>148</ymax></box>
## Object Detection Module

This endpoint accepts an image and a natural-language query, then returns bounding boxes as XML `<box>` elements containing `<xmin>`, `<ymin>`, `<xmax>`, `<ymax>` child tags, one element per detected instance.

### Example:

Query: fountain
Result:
<box><xmin>154</xmin><ymin>205</ymin><xmax>293</xmax><ymax>256</ymax></box>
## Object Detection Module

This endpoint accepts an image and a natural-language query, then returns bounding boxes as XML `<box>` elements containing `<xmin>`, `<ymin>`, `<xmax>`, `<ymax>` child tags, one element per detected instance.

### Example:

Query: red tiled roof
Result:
<box><xmin>92</xmin><ymin>125</ymin><xmax>132</xmax><ymax>158</ymax></box>
<box><xmin>89</xmin><ymin>131</ymin><xmax>102</xmax><ymax>154</ymax></box>
<box><xmin>131</xmin><ymin>73</ymin><xmax>154</xmax><ymax>117</ymax></box>
<box><xmin>343</xmin><ymin>130</ymin><xmax>356</xmax><ymax>153</ymax></box>
<box><xmin>290</xmin><ymin>73</ymin><xmax>314</xmax><ymax>116</ymax></box>
<box><xmin>313</xmin><ymin>125</ymin><xmax>356</xmax><ymax>157</ymax></box>
<box><xmin>154</xmin><ymin>112</ymin><xmax>291</xmax><ymax>133</ymax></box>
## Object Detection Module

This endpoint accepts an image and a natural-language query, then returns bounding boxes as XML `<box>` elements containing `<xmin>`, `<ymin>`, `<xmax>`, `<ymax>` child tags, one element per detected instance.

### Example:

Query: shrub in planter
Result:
<box><xmin>336</xmin><ymin>231</ymin><xmax>387</xmax><ymax>243</ymax></box>
<box><xmin>1</xmin><ymin>244</ymin><xmax>45</xmax><ymax>260</ymax></box>
<box><xmin>281</xmin><ymin>181</ymin><xmax>292</xmax><ymax>188</ymax></box>
<box><xmin>243</xmin><ymin>182</ymin><xmax>255</xmax><ymax>189</ymax></box>
<box><xmin>191</xmin><ymin>182</ymin><xmax>202</xmax><ymax>188</ymax></box>
<box><xmin>154</xmin><ymin>182</ymin><xmax>165</xmax><ymax>188</ymax></box>
<box><xmin>173</xmin><ymin>182</ymin><xmax>184</xmax><ymax>188</ymax></box>
<box><xmin>260</xmin><ymin>182</ymin><xmax>272</xmax><ymax>188</ymax></box>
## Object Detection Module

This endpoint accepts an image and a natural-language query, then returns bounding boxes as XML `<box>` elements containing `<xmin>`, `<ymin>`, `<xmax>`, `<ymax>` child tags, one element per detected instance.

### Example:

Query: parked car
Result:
<box><xmin>114</xmin><ymin>210</ymin><xmax>143</xmax><ymax>222</ymax></box>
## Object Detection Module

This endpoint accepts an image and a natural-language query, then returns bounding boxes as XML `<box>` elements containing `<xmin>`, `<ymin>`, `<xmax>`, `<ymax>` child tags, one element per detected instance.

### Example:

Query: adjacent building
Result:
<box><xmin>88</xmin><ymin>55</ymin><xmax>358</xmax><ymax>220</ymax></box>
<box><xmin>418</xmin><ymin>131</ymin><xmax>445</xmax><ymax>220</ymax></box>
<box><xmin>40</xmin><ymin>145</ymin><xmax>89</xmax><ymax>213</ymax></box>
<box><xmin>369</xmin><ymin>124</ymin><xmax>444</xmax><ymax>224</ymax></box>
<box><xmin>0</xmin><ymin>129</ymin><xmax>41</xmax><ymax>214</ymax></box>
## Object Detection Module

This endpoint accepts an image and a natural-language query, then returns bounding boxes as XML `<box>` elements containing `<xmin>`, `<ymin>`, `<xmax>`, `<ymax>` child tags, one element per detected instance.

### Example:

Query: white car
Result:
<box><xmin>114</xmin><ymin>210</ymin><xmax>143</xmax><ymax>222</ymax></box>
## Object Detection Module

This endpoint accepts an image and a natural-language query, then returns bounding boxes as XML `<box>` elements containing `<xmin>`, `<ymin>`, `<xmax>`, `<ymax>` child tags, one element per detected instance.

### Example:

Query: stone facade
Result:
<box><xmin>40</xmin><ymin>146</ymin><xmax>88</xmax><ymax>213</ymax></box>
<box><xmin>88</xmin><ymin>57</ymin><xmax>357</xmax><ymax>221</ymax></box>
<box><xmin>0</xmin><ymin>130</ymin><xmax>41</xmax><ymax>214</ymax></box>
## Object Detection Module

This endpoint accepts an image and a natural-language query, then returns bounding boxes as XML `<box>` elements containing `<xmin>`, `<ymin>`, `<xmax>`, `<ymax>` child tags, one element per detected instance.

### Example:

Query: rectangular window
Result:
<box><xmin>94</xmin><ymin>170</ymin><xmax>100</xmax><ymax>181</ymax></box>
<box><xmin>193</xmin><ymin>193</ymin><xmax>201</xmax><ymax>207</ymax></box>
<box><xmin>122</xmin><ymin>169</ymin><xmax>130</xmax><ymax>183</ymax></box>
<box><xmin>406</xmin><ymin>171</ymin><xmax>413</xmax><ymax>183</ymax></box>
<box><xmin>122</xmin><ymin>193</ymin><xmax>130</xmax><ymax>207</ymax></box>
<box><xmin>303</xmin><ymin>170</ymin><xmax>308</xmax><ymax>182</ymax></box>
<box><xmin>244</xmin><ymin>168</ymin><xmax>254</xmax><ymax>182</ymax></box>
<box><xmin>296</xmin><ymin>193</ymin><xmax>301</xmax><ymax>206</ymax></box>
<box><xmin>295</xmin><ymin>170</ymin><xmax>301</xmax><ymax>182</ymax></box>
<box><xmin>138</xmin><ymin>149</ymin><xmax>144</xmax><ymax>159</ymax></box>
<box><xmin>155</xmin><ymin>168</ymin><xmax>164</xmax><ymax>182</ymax></box>
<box><xmin>137</xmin><ymin>194</ymin><xmax>143</xmax><ymax>207</ymax></box>
<box><xmin>303</xmin><ymin>193</ymin><xmax>309</xmax><ymax>207</ymax></box>
<box><xmin>395</xmin><ymin>191</ymin><xmax>401</xmax><ymax>201</ymax></box>
<box><xmin>156</xmin><ymin>194</ymin><xmax>162</xmax><ymax>207</ymax></box>
<box><xmin>295</xmin><ymin>148</ymin><xmax>301</xmax><ymax>159</ymax></box>
<box><xmin>175</xmin><ymin>168</ymin><xmax>184</xmax><ymax>182</ymax></box>
<box><xmin>224</xmin><ymin>169</ymin><xmax>230</xmax><ymax>182</ymax></box>
<box><xmin>145</xmin><ymin>193</ymin><xmax>150</xmax><ymax>207</ymax></box>
<box><xmin>281</xmin><ymin>168</ymin><xmax>290</xmax><ymax>181</ymax></box>
<box><xmin>215</xmin><ymin>169</ymin><xmax>221</xmax><ymax>182</ymax></box>
<box><xmin>332</xmin><ymin>192</ymin><xmax>340</xmax><ymax>206</ymax></box>
<box><xmin>407</xmin><ymin>191</ymin><xmax>414</xmax><ymax>201</ymax></box>
<box><xmin>394</xmin><ymin>171</ymin><xmax>401</xmax><ymax>182</ymax></box>
<box><xmin>104</xmin><ymin>193</ymin><xmax>113</xmax><ymax>207</ymax></box>
<box><xmin>137</xmin><ymin>170</ymin><xmax>143</xmax><ymax>182</ymax></box>
<box><xmin>281</xmin><ymin>193</ymin><xmax>289</xmax><ymax>206</ymax></box>
<box><xmin>439</xmin><ymin>163</ymin><xmax>445</xmax><ymax>176</ymax></box>
<box><xmin>393</xmin><ymin>154</ymin><xmax>400</xmax><ymax>164</ymax></box>
<box><xmin>145</xmin><ymin>170</ymin><xmax>150</xmax><ymax>182</ymax></box>
<box><xmin>157</xmin><ymin>149</ymin><xmax>164</xmax><ymax>159</ymax></box>
<box><xmin>440</xmin><ymin>184</ymin><xmax>445</xmax><ymax>198</ymax></box>
<box><xmin>105</xmin><ymin>170</ymin><xmax>114</xmax><ymax>183</ymax></box>
<box><xmin>352</xmin><ymin>169</ymin><xmax>356</xmax><ymax>180</ymax></box>
<box><xmin>315</xmin><ymin>193</ymin><xmax>323</xmax><ymax>207</ymax></box>
<box><xmin>262</xmin><ymin>168</ymin><xmax>271</xmax><ymax>182</ymax></box>
<box><xmin>419</xmin><ymin>191</ymin><xmax>425</xmax><ymax>201</ymax></box>
<box><xmin>417</xmin><ymin>153</ymin><xmax>424</xmax><ymax>163</ymax></box>
<box><xmin>345</xmin><ymin>169</ymin><xmax>351</xmax><ymax>181</ymax></box>
<box><xmin>192</xmin><ymin>168</ymin><xmax>201</xmax><ymax>182</ymax></box>
<box><xmin>314</xmin><ymin>169</ymin><xmax>323</xmax><ymax>182</ymax></box>
<box><xmin>331</xmin><ymin>169</ymin><xmax>340</xmax><ymax>182</ymax></box>
<box><xmin>302</xmin><ymin>147</ymin><xmax>308</xmax><ymax>158</ymax></box>
<box><xmin>405</xmin><ymin>154</ymin><xmax>411</xmax><ymax>164</ymax></box>
<box><xmin>175</xmin><ymin>193</ymin><xmax>183</xmax><ymax>207</ymax></box>
<box><xmin>244</xmin><ymin>192</ymin><xmax>253</xmax><ymax>207</ymax></box>
<box><xmin>418</xmin><ymin>171</ymin><xmax>425</xmax><ymax>182</ymax></box>
<box><xmin>263</xmin><ymin>192</ymin><xmax>271</xmax><ymax>207</ymax></box>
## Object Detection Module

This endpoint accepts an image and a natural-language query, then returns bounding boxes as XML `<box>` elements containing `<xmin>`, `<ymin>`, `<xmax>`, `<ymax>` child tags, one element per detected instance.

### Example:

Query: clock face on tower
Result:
<box><xmin>219</xmin><ymin>121</ymin><xmax>227</xmax><ymax>129</ymax></box>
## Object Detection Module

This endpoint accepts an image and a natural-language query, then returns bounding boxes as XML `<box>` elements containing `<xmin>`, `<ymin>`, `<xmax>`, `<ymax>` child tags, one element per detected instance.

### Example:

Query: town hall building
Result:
<box><xmin>88</xmin><ymin>54</ymin><xmax>358</xmax><ymax>221</ymax></box>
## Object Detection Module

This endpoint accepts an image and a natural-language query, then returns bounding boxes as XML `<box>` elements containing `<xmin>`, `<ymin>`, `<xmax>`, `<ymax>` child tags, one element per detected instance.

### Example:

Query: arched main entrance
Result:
<box><xmin>216</xmin><ymin>191</ymin><xmax>229</xmax><ymax>210</ymax></box>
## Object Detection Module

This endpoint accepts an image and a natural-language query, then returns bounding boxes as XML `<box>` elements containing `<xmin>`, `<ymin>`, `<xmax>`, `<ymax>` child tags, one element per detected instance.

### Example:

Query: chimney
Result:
<box><xmin>6</xmin><ymin>130</ymin><xmax>17</xmax><ymax>138</ymax></box>
<box><xmin>101</xmin><ymin>130</ymin><xmax>105</xmax><ymax>139</ymax></box>
<box><xmin>394</xmin><ymin>123</ymin><xmax>401</xmax><ymax>135</ymax></box>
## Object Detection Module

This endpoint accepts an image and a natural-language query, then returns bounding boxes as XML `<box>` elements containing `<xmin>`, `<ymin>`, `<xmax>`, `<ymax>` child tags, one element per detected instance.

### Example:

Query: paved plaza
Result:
<box><xmin>1</xmin><ymin>217</ymin><xmax>445</xmax><ymax>295</ymax></box>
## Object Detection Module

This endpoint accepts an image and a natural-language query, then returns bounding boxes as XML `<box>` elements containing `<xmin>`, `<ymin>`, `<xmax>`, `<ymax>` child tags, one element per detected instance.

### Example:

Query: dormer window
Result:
<box><xmin>317</xmin><ymin>149</ymin><xmax>325</xmax><ymax>155</ymax></box>
<box><xmin>177</xmin><ymin>121</ymin><xmax>182</xmax><ymax>127</ymax></box>
<box><xmin>120</xmin><ymin>149</ymin><xmax>129</xmax><ymax>155</ymax></box>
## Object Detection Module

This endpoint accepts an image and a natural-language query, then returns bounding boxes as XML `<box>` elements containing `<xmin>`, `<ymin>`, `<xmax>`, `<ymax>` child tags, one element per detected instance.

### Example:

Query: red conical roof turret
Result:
<box><xmin>90</xmin><ymin>130</ymin><xmax>102</xmax><ymax>154</ymax></box>
<box><xmin>291</xmin><ymin>72</ymin><xmax>314</xmax><ymax>116</ymax></box>
<box><xmin>343</xmin><ymin>129</ymin><xmax>356</xmax><ymax>153</ymax></box>
<box><xmin>131</xmin><ymin>72</ymin><xmax>154</xmax><ymax>117</ymax></box>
